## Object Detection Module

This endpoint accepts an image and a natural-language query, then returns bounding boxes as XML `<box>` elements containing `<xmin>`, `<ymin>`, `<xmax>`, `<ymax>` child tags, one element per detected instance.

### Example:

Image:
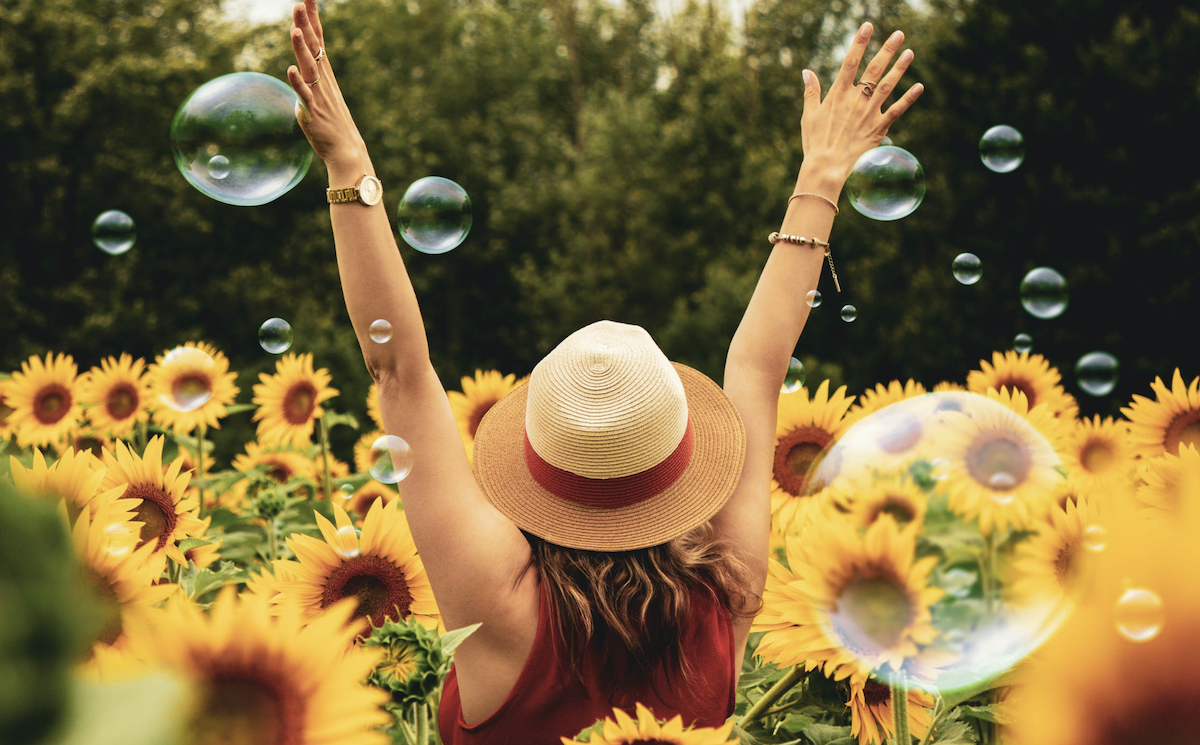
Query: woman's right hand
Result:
<box><xmin>798</xmin><ymin>21</ymin><xmax>924</xmax><ymax>188</ymax></box>
<box><xmin>286</xmin><ymin>0</ymin><xmax>367</xmax><ymax>171</ymax></box>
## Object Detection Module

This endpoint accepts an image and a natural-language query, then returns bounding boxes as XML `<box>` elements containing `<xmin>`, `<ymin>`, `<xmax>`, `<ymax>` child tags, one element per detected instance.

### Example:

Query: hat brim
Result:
<box><xmin>473</xmin><ymin>362</ymin><xmax>746</xmax><ymax>551</ymax></box>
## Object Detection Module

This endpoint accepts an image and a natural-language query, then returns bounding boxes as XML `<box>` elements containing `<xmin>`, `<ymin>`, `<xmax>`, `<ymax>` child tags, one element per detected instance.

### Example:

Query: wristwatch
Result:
<box><xmin>327</xmin><ymin>174</ymin><xmax>383</xmax><ymax>206</ymax></box>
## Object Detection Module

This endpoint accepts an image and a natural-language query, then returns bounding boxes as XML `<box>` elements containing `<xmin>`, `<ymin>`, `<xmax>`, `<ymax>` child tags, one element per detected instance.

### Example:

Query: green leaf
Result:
<box><xmin>958</xmin><ymin>704</ymin><xmax>1015</xmax><ymax>726</ymax></box>
<box><xmin>176</xmin><ymin>537</ymin><xmax>213</xmax><ymax>553</ymax></box>
<box><xmin>224</xmin><ymin>403</ymin><xmax>258</xmax><ymax>415</ymax></box>
<box><xmin>929</xmin><ymin>711</ymin><xmax>978</xmax><ymax>745</ymax></box>
<box><xmin>58</xmin><ymin>672</ymin><xmax>188</xmax><ymax>745</ymax></box>
<box><xmin>323</xmin><ymin>411</ymin><xmax>361</xmax><ymax>431</ymax></box>
<box><xmin>938</xmin><ymin>675</ymin><xmax>1007</xmax><ymax>710</ymax></box>
<box><xmin>190</xmin><ymin>561</ymin><xmax>246</xmax><ymax>599</ymax></box>
<box><xmin>801</xmin><ymin>723</ymin><xmax>852</xmax><ymax>745</ymax></box>
<box><xmin>825</xmin><ymin>739</ymin><xmax>859</xmax><ymax>745</ymax></box>
<box><xmin>732</xmin><ymin>724</ymin><xmax>764</xmax><ymax>745</ymax></box>
<box><xmin>738</xmin><ymin>662</ymin><xmax>781</xmax><ymax>689</ymax></box>
<box><xmin>778</xmin><ymin>713</ymin><xmax>816</xmax><ymax>734</ymax></box>
<box><xmin>440</xmin><ymin>622</ymin><xmax>482</xmax><ymax>655</ymax></box>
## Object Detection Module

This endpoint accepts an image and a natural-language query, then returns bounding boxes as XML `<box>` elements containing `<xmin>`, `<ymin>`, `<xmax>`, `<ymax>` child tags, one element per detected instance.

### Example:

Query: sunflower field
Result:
<box><xmin>2</xmin><ymin>342</ymin><xmax>1199</xmax><ymax>744</ymax></box>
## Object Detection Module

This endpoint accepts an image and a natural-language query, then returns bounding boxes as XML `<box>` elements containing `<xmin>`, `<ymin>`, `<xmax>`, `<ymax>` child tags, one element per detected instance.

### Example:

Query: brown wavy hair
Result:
<box><xmin>519</xmin><ymin>522</ymin><xmax>761</xmax><ymax>692</ymax></box>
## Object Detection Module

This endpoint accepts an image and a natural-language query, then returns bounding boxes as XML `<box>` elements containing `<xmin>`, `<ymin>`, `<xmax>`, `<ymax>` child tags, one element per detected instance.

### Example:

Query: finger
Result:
<box><xmin>832</xmin><ymin>21</ymin><xmax>873</xmax><ymax>90</ymax></box>
<box><xmin>294</xmin><ymin>3</ymin><xmax>321</xmax><ymax>58</ymax></box>
<box><xmin>860</xmin><ymin>29</ymin><xmax>904</xmax><ymax>84</ymax></box>
<box><xmin>305</xmin><ymin>0</ymin><xmax>325</xmax><ymax>47</ymax></box>
<box><xmin>873</xmin><ymin>48</ymin><xmax>914</xmax><ymax>106</ymax></box>
<box><xmin>882</xmin><ymin>82</ymin><xmax>925</xmax><ymax>127</ymax></box>
<box><xmin>802</xmin><ymin>69</ymin><xmax>822</xmax><ymax>116</ymax></box>
<box><xmin>286</xmin><ymin>65</ymin><xmax>315</xmax><ymax>110</ymax></box>
<box><xmin>291</xmin><ymin>28</ymin><xmax>321</xmax><ymax>86</ymax></box>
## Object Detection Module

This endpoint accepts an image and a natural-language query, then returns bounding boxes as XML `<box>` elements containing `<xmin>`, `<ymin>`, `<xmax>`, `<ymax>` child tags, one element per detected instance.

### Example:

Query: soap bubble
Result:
<box><xmin>1075</xmin><ymin>352</ymin><xmax>1119</xmax><ymax>397</ymax></box>
<box><xmin>258</xmin><ymin>318</ymin><xmax>293</xmax><ymax>354</ymax></box>
<box><xmin>795</xmin><ymin>393</ymin><xmax>1068</xmax><ymax>696</ymax></box>
<box><xmin>952</xmin><ymin>253</ymin><xmax>982</xmax><ymax>285</ymax></box>
<box><xmin>1020</xmin><ymin>267</ymin><xmax>1069</xmax><ymax>320</ymax></box>
<box><xmin>92</xmin><ymin>210</ymin><xmax>136</xmax><ymax>255</ymax></box>
<box><xmin>370</xmin><ymin>435</ymin><xmax>413</xmax><ymax>484</ymax></box>
<box><xmin>1114</xmin><ymin>587</ymin><xmax>1164</xmax><ymax>643</ymax></box>
<box><xmin>171</xmin><ymin>72</ymin><xmax>313</xmax><ymax>206</ymax></box>
<box><xmin>397</xmin><ymin>176</ymin><xmax>472</xmax><ymax>254</ymax></box>
<box><xmin>980</xmin><ymin>125</ymin><xmax>1025</xmax><ymax>173</ymax></box>
<box><xmin>369</xmin><ymin>319</ymin><xmax>393</xmax><ymax>344</ymax></box>
<box><xmin>806</xmin><ymin>290</ymin><xmax>822</xmax><ymax>308</ymax></box>
<box><xmin>782</xmin><ymin>357</ymin><xmax>806</xmax><ymax>394</ymax></box>
<box><xmin>1013</xmin><ymin>334</ymin><xmax>1033</xmax><ymax>354</ymax></box>
<box><xmin>845</xmin><ymin>146</ymin><xmax>926</xmax><ymax>221</ymax></box>
<box><xmin>1081</xmin><ymin>524</ymin><xmax>1107</xmax><ymax>553</ymax></box>
<box><xmin>880</xmin><ymin>135</ymin><xmax>893</xmax><ymax>146</ymax></box>
<box><xmin>841</xmin><ymin>305</ymin><xmax>858</xmax><ymax>323</ymax></box>
<box><xmin>158</xmin><ymin>346</ymin><xmax>215</xmax><ymax>412</ymax></box>
<box><xmin>334</xmin><ymin>525</ymin><xmax>361</xmax><ymax>559</ymax></box>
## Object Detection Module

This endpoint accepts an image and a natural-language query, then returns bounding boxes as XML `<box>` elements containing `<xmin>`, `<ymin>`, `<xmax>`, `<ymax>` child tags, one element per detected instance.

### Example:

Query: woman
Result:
<box><xmin>284</xmin><ymin>2</ymin><xmax>922</xmax><ymax>740</ymax></box>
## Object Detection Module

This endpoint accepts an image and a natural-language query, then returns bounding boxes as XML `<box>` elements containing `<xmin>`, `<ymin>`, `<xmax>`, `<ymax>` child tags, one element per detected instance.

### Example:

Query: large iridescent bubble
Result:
<box><xmin>171</xmin><ymin>73</ymin><xmax>312</xmax><ymax>206</ymax></box>
<box><xmin>846</xmin><ymin>146</ymin><xmax>926</xmax><ymax>221</ymax></box>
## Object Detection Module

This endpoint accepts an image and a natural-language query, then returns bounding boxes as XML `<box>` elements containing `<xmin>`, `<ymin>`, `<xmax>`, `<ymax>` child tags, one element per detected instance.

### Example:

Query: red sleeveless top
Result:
<box><xmin>438</xmin><ymin>578</ymin><xmax>736</xmax><ymax>744</ymax></box>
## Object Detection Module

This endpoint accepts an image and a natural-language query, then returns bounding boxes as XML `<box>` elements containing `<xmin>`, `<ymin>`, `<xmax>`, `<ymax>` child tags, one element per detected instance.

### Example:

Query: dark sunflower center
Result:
<box><xmin>265</xmin><ymin>461</ymin><xmax>294</xmax><ymax>483</ymax></box>
<box><xmin>122</xmin><ymin>484</ymin><xmax>177</xmax><ymax>549</ymax></box>
<box><xmin>321</xmin><ymin>554</ymin><xmax>413</xmax><ymax>626</ymax></box>
<box><xmin>171</xmin><ymin>373</ymin><xmax>212</xmax><ymax>410</ymax></box>
<box><xmin>830</xmin><ymin>574</ymin><xmax>914</xmax><ymax>657</ymax></box>
<box><xmin>1165</xmin><ymin>410</ymin><xmax>1200</xmax><ymax>455</ymax></box>
<box><xmin>74</xmin><ymin>436</ymin><xmax>106</xmax><ymax>459</ymax></box>
<box><xmin>774</xmin><ymin>426</ymin><xmax>834</xmax><ymax>497</ymax></box>
<box><xmin>283</xmin><ymin>382</ymin><xmax>318</xmax><ymax>425</ymax></box>
<box><xmin>967</xmin><ymin>434</ymin><xmax>1031</xmax><ymax>490</ymax></box>
<box><xmin>995</xmin><ymin>377</ymin><xmax>1037</xmax><ymax>408</ymax></box>
<box><xmin>105</xmin><ymin>383</ymin><xmax>139</xmax><ymax>420</ymax></box>
<box><xmin>467</xmin><ymin>396</ymin><xmax>501</xmax><ymax>438</ymax></box>
<box><xmin>81</xmin><ymin>567</ymin><xmax>123</xmax><ymax>649</ymax></box>
<box><xmin>33</xmin><ymin>384</ymin><xmax>72</xmax><ymax>425</ymax></box>
<box><xmin>1054</xmin><ymin>541</ymin><xmax>1081</xmax><ymax>592</ymax></box>
<box><xmin>878</xmin><ymin>413</ymin><xmax>923</xmax><ymax>454</ymax></box>
<box><xmin>1080</xmin><ymin>438</ymin><xmax>1116</xmax><ymax>474</ymax></box>
<box><xmin>863</xmin><ymin>678</ymin><xmax>893</xmax><ymax>706</ymax></box>
<box><xmin>870</xmin><ymin>497</ymin><xmax>916</xmax><ymax>527</ymax></box>
<box><xmin>191</xmin><ymin>674</ymin><xmax>302</xmax><ymax>745</ymax></box>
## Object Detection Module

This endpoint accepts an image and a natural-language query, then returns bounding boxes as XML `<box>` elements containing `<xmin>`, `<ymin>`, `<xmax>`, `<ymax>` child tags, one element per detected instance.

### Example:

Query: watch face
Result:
<box><xmin>358</xmin><ymin>176</ymin><xmax>383</xmax><ymax>206</ymax></box>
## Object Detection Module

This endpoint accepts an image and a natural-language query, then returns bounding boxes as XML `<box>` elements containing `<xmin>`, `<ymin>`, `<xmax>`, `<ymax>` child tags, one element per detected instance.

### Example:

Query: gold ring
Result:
<box><xmin>860</xmin><ymin>81</ymin><xmax>877</xmax><ymax>97</ymax></box>
<box><xmin>314</xmin><ymin>47</ymin><xmax>326</xmax><ymax>64</ymax></box>
<box><xmin>305</xmin><ymin>73</ymin><xmax>321</xmax><ymax>87</ymax></box>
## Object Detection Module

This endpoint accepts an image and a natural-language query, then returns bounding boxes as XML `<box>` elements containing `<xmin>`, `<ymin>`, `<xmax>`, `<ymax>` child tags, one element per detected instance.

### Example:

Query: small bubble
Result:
<box><xmin>980</xmin><ymin>125</ymin><xmax>1026</xmax><ymax>173</ymax></box>
<box><xmin>334</xmin><ymin>525</ymin><xmax>361</xmax><ymax>559</ymax></box>
<box><xmin>1013</xmin><ymin>333</ymin><xmax>1033</xmax><ymax>354</ymax></box>
<box><xmin>370</xmin><ymin>435</ymin><xmax>413</xmax><ymax>484</ymax></box>
<box><xmin>1020</xmin><ymin>267</ymin><xmax>1069</xmax><ymax>319</ymax></box>
<box><xmin>258</xmin><ymin>318</ymin><xmax>293</xmax><ymax>354</ymax></box>
<box><xmin>158</xmin><ymin>346</ymin><xmax>215</xmax><ymax>412</ymax></box>
<box><xmin>880</xmin><ymin>135</ymin><xmax>893</xmax><ymax>146</ymax></box>
<box><xmin>941</xmin><ymin>568</ymin><xmax>977</xmax><ymax>599</ymax></box>
<box><xmin>1075</xmin><ymin>352</ymin><xmax>1119</xmax><ymax>397</ymax></box>
<box><xmin>806</xmin><ymin>290</ymin><xmax>822</xmax><ymax>308</ymax></box>
<box><xmin>1082</xmin><ymin>524</ymin><xmax>1107</xmax><ymax>553</ymax></box>
<box><xmin>1114</xmin><ymin>587</ymin><xmax>1164</xmax><ymax>643</ymax></box>
<box><xmin>369</xmin><ymin>319</ymin><xmax>393</xmax><ymax>344</ymax></box>
<box><xmin>952</xmin><ymin>253</ymin><xmax>982</xmax><ymax>285</ymax></box>
<box><xmin>207</xmin><ymin>154</ymin><xmax>231</xmax><ymax>180</ymax></box>
<box><xmin>840</xmin><ymin>305</ymin><xmax>857</xmax><ymax>323</ymax></box>
<box><xmin>397</xmin><ymin>176</ymin><xmax>472</xmax><ymax>254</ymax></box>
<box><xmin>782</xmin><ymin>357</ymin><xmax>806</xmax><ymax>394</ymax></box>
<box><xmin>339</xmin><ymin>483</ymin><xmax>355</xmax><ymax>498</ymax></box>
<box><xmin>92</xmin><ymin>210</ymin><xmax>137</xmax><ymax>255</ymax></box>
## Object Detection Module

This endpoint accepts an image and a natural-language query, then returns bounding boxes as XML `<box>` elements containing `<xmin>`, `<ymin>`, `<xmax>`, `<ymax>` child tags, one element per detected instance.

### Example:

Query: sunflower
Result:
<box><xmin>171</xmin><ymin>442</ymin><xmax>216</xmax><ymax>506</ymax></box>
<box><xmin>771</xmin><ymin>380</ymin><xmax>856</xmax><ymax>539</ymax></box>
<box><xmin>10</xmin><ymin>447</ymin><xmax>124</xmax><ymax>524</ymax></box>
<box><xmin>932</xmin><ymin>381</ymin><xmax>965</xmax><ymax>393</ymax></box>
<box><xmin>837</xmin><ymin>473</ymin><xmax>929</xmax><ymax>531</ymax></box>
<box><xmin>354</xmin><ymin>429</ymin><xmax>384</xmax><ymax>473</ymax></box>
<box><xmin>72</xmin><ymin>499</ymin><xmax>175</xmax><ymax>668</ymax></box>
<box><xmin>57</xmin><ymin>422</ymin><xmax>114</xmax><ymax>460</ymax></box>
<box><xmin>967</xmin><ymin>350</ymin><xmax>1078</xmax><ymax>421</ymax></box>
<box><xmin>274</xmin><ymin>499</ymin><xmax>439</xmax><ymax>630</ymax></box>
<box><xmin>101</xmin><ymin>436</ymin><xmax>205</xmax><ymax>565</ymax></box>
<box><xmin>1121</xmin><ymin>369</ymin><xmax>1200</xmax><ymax>459</ymax></box>
<box><xmin>225</xmin><ymin>442</ymin><xmax>317</xmax><ymax>511</ymax></box>
<box><xmin>313</xmin><ymin>455</ymin><xmax>352</xmax><ymax>501</ymax></box>
<box><xmin>1134</xmin><ymin>443</ymin><xmax>1200</xmax><ymax>516</ymax></box>
<box><xmin>118</xmin><ymin>588</ymin><xmax>391</xmax><ymax>745</ymax></box>
<box><xmin>146</xmin><ymin>342</ymin><xmax>240</xmax><ymax>434</ymax></box>
<box><xmin>935</xmin><ymin>391</ymin><xmax>1064</xmax><ymax>535</ymax></box>
<box><xmin>366</xmin><ymin>382</ymin><xmax>383</xmax><ymax>430</ymax></box>
<box><xmin>252</xmin><ymin>353</ymin><xmax>339</xmax><ymax>449</ymax></box>
<box><xmin>0</xmin><ymin>379</ymin><xmax>15</xmax><ymax>440</ymax></box>
<box><xmin>6</xmin><ymin>352</ymin><xmax>84</xmax><ymax>448</ymax></box>
<box><xmin>753</xmin><ymin>517</ymin><xmax>943</xmax><ymax>683</ymax></box>
<box><xmin>1058</xmin><ymin>416</ymin><xmax>1135</xmax><ymax>493</ymax></box>
<box><xmin>1008</xmin><ymin>496</ymin><xmax>1098</xmax><ymax>611</ymax></box>
<box><xmin>342</xmin><ymin>479</ymin><xmax>399</xmax><ymax>519</ymax></box>
<box><xmin>562</xmin><ymin>702</ymin><xmax>738</xmax><ymax>745</ymax></box>
<box><xmin>848</xmin><ymin>677</ymin><xmax>934</xmax><ymax>745</ymax></box>
<box><xmin>448</xmin><ymin>370</ymin><xmax>525</xmax><ymax>463</ymax></box>
<box><xmin>77</xmin><ymin>354</ymin><xmax>150</xmax><ymax>439</ymax></box>
<box><xmin>843</xmin><ymin>379</ymin><xmax>928</xmax><ymax>429</ymax></box>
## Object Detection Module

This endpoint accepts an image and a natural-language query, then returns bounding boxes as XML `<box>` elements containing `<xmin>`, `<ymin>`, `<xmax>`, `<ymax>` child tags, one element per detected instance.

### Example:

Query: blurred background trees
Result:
<box><xmin>2</xmin><ymin>0</ymin><xmax>1197</xmax><ymax>456</ymax></box>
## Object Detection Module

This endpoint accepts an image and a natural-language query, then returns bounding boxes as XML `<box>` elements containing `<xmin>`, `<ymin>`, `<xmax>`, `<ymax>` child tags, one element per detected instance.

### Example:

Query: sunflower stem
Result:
<box><xmin>136</xmin><ymin>420</ymin><xmax>147</xmax><ymax>452</ymax></box>
<box><xmin>740</xmin><ymin>665</ymin><xmax>806</xmax><ymax>726</ymax></box>
<box><xmin>319</xmin><ymin>415</ymin><xmax>334</xmax><ymax>505</ymax></box>
<box><xmin>891</xmin><ymin>671</ymin><xmax>911</xmax><ymax>745</ymax></box>
<box><xmin>916</xmin><ymin>696</ymin><xmax>944</xmax><ymax>745</ymax></box>
<box><xmin>982</xmin><ymin>532</ymin><xmax>997</xmax><ymax>616</ymax></box>
<box><xmin>416</xmin><ymin>703</ymin><xmax>430</xmax><ymax>745</ymax></box>
<box><xmin>196</xmin><ymin>425</ymin><xmax>208</xmax><ymax>519</ymax></box>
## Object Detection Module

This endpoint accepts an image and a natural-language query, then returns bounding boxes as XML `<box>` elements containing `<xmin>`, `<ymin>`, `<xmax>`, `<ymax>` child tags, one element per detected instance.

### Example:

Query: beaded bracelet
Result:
<box><xmin>768</xmin><ymin>232</ymin><xmax>842</xmax><ymax>292</ymax></box>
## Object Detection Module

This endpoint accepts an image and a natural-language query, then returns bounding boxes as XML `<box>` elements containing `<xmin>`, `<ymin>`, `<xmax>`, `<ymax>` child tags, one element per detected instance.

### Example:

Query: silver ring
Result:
<box><xmin>314</xmin><ymin>47</ymin><xmax>326</xmax><ymax>65</ymax></box>
<box><xmin>860</xmin><ymin>80</ymin><xmax>877</xmax><ymax>97</ymax></box>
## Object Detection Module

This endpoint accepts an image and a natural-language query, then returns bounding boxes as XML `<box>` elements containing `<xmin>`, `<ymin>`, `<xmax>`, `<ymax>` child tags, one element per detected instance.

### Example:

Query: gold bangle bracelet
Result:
<box><xmin>788</xmin><ymin>192</ymin><xmax>839</xmax><ymax>216</ymax></box>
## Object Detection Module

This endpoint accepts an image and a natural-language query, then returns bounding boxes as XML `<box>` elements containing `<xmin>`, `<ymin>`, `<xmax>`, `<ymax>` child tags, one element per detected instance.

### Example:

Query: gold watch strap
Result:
<box><xmin>327</xmin><ymin>185</ymin><xmax>360</xmax><ymax>204</ymax></box>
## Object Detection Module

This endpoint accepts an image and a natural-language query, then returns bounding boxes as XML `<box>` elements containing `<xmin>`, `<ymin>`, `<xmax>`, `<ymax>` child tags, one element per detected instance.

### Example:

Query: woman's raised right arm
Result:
<box><xmin>285</xmin><ymin>1</ymin><xmax>534</xmax><ymax>636</ymax></box>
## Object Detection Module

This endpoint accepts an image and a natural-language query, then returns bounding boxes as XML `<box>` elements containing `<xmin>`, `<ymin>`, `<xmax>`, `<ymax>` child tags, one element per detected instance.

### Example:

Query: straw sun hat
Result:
<box><xmin>473</xmin><ymin>320</ymin><xmax>746</xmax><ymax>551</ymax></box>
